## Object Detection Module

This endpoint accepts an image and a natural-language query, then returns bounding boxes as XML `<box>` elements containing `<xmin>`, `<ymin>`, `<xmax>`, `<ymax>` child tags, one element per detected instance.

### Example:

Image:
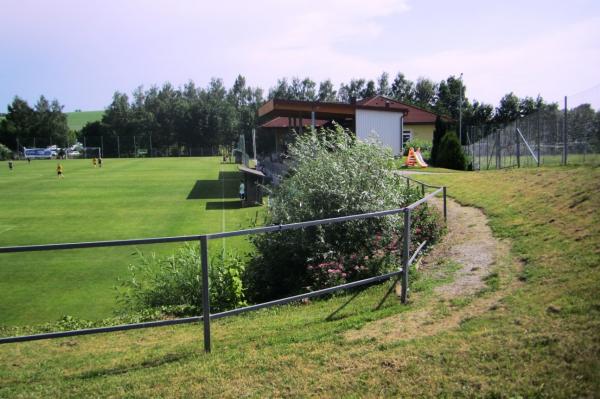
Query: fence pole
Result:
<box><xmin>401</xmin><ymin>208</ymin><xmax>411</xmax><ymax>304</ymax></box>
<box><xmin>443</xmin><ymin>186</ymin><xmax>447</xmax><ymax>223</ymax></box>
<box><xmin>200</xmin><ymin>236</ymin><xmax>211</xmax><ymax>353</ymax></box>
<box><xmin>563</xmin><ymin>96</ymin><xmax>568</xmax><ymax>165</ymax></box>
<box><xmin>516</xmin><ymin>120</ymin><xmax>521</xmax><ymax>168</ymax></box>
<box><xmin>537</xmin><ymin>111</ymin><xmax>542</xmax><ymax>168</ymax></box>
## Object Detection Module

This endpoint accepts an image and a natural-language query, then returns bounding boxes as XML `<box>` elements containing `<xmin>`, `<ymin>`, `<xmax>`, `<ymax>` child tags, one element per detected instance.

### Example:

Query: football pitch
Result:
<box><xmin>0</xmin><ymin>157</ymin><xmax>262</xmax><ymax>326</ymax></box>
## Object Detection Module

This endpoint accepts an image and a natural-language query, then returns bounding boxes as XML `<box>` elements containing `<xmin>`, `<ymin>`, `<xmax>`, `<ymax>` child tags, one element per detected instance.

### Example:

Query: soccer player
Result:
<box><xmin>92</xmin><ymin>157</ymin><xmax>97</xmax><ymax>168</ymax></box>
<box><xmin>8</xmin><ymin>160</ymin><xmax>13</xmax><ymax>171</ymax></box>
<box><xmin>239</xmin><ymin>180</ymin><xmax>246</xmax><ymax>205</ymax></box>
<box><xmin>98</xmin><ymin>157</ymin><xmax>102</xmax><ymax>168</ymax></box>
<box><xmin>57</xmin><ymin>163</ymin><xmax>64</xmax><ymax>178</ymax></box>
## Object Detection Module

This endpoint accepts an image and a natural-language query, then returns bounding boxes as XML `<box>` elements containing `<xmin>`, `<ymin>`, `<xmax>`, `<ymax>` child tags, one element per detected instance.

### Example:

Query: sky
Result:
<box><xmin>1</xmin><ymin>0</ymin><xmax>599</xmax><ymax>112</ymax></box>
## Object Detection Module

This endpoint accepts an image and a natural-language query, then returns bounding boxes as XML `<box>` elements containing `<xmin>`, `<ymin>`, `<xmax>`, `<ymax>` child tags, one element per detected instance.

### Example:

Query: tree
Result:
<box><xmin>413</xmin><ymin>78</ymin><xmax>437</xmax><ymax>109</ymax></box>
<box><xmin>0</xmin><ymin>95</ymin><xmax>69</xmax><ymax>149</ymax></box>
<box><xmin>494</xmin><ymin>92</ymin><xmax>520</xmax><ymax>123</ymax></box>
<box><xmin>430</xmin><ymin>115</ymin><xmax>447</xmax><ymax>165</ymax></box>
<box><xmin>318</xmin><ymin>79</ymin><xmax>337</xmax><ymax>102</ymax></box>
<box><xmin>0</xmin><ymin>97</ymin><xmax>34</xmax><ymax>150</ymax></box>
<box><xmin>436</xmin><ymin>131</ymin><xmax>467</xmax><ymax>170</ymax></box>
<box><xmin>390</xmin><ymin>72</ymin><xmax>414</xmax><ymax>103</ymax></box>
<box><xmin>435</xmin><ymin>75</ymin><xmax>466</xmax><ymax>120</ymax></box>
<box><xmin>268</xmin><ymin>78</ymin><xmax>291</xmax><ymax>99</ymax></box>
<box><xmin>377</xmin><ymin>72</ymin><xmax>391</xmax><ymax>97</ymax></box>
<box><xmin>338</xmin><ymin>79</ymin><xmax>366</xmax><ymax>102</ymax></box>
<box><xmin>361</xmin><ymin>80</ymin><xmax>376</xmax><ymax>99</ymax></box>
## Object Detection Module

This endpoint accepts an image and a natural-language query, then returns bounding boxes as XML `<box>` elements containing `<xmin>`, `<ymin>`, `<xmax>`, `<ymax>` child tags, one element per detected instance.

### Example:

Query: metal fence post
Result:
<box><xmin>401</xmin><ymin>208</ymin><xmax>411</xmax><ymax>304</ymax></box>
<box><xmin>200</xmin><ymin>236</ymin><xmax>211</xmax><ymax>353</ymax></box>
<box><xmin>443</xmin><ymin>186</ymin><xmax>447</xmax><ymax>223</ymax></box>
<box><xmin>516</xmin><ymin>120</ymin><xmax>521</xmax><ymax>168</ymax></box>
<box><xmin>563</xmin><ymin>96</ymin><xmax>568</xmax><ymax>165</ymax></box>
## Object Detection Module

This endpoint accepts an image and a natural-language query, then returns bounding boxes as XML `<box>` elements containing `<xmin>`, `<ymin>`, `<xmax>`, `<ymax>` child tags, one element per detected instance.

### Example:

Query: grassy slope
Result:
<box><xmin>66</xmin><ymin>111</ymin><xmax>103</xmax><ymax>131</ymax></box>
<box><xmin>0</xmin><ymin>157</ymin><xmax>261</xmax><ymax>325</ymax></box>
<box><xmin>1</xmin><ymin>165</ymin><xmax>598</xmax><ymax>397</ymax></box>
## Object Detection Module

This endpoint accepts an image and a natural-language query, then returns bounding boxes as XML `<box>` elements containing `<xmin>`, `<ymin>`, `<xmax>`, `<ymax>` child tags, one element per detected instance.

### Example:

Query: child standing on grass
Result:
<box><xmin>98</xmin><ymin>157</ymin><xmax>102</xmax><ymax>168</ymax></box>
<box><xmin>92</xmin><ymin>157</ymin><xmax>97</xmax><ymax>168</ymax></box>
<box><xmin>8</xmin><ymin>160</ymin><xmax>13</xmax><ymax>171</ymax></box>
<box><xmin>56</xmin><ymin>163</ymin><xmax>64</xmax><ymax>178</ymax></box>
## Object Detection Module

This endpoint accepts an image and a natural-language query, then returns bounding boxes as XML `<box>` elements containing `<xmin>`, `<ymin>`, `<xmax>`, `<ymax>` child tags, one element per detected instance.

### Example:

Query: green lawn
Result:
<box><xmin>0</xmin><ymin>157</ymin><xmax>262</xmax><ymax>325</ymax></box>
<box><xmin>0</xmin><ymin>165</ymin><xmax>598</xmax><ymax>397</ymax></box>
<box><xmin>66</xmin><ymin>110</ymin><xmax>104</xmax><ymax>131</ymax></box>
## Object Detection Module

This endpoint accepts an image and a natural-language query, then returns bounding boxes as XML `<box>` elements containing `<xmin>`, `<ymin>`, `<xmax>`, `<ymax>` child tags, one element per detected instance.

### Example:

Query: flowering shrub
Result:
<box><xmin>245</xmin><ymin>125</ymin><xmax>443</xmax><ymax>302</ymax></box>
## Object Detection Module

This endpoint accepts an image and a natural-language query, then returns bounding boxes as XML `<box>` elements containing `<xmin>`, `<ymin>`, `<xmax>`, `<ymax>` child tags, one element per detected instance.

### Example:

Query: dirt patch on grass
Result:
<box><xmin>345</xmin><ymin>198</ymin><xmax>518</xmax><ymax>343</ymax></box>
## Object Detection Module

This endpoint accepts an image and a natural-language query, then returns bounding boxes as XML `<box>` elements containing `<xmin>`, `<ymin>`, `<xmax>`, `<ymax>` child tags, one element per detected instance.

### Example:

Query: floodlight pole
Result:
<box><xmin>459</xmin><ymin>73</ymin><xmax>463</xmax><ymax>145</ymax></box>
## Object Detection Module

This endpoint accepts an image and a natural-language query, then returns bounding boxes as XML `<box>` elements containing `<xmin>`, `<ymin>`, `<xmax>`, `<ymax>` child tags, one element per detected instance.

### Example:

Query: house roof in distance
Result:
<box><xmin>358</xmin><ymin>95</ymin><xmax>454</xmax><ymax>124</ymax></box>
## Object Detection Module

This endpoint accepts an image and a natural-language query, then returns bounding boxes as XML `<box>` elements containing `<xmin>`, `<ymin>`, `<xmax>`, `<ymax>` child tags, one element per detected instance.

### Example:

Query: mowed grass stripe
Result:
<box><xmin>0</xmin><ymin>157</ymin><xmax>261</xmax><ymax>325</ymax></box>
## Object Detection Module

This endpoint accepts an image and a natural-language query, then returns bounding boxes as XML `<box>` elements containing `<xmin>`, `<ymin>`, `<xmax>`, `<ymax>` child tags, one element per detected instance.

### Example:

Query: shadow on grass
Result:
<box><xmin>72</xmin><ymin>352</ymin><xmax>194</xmax><ymax>380</ymax></box>
<box><xmin>187</xmin><ymin>171</ymin><xmax>241</xmax><ymax>200</ymax></box>
<box><xmin>205</xmin><ymin>201</ymin><xmax>256</xmax><ymax>210</ymax></box>
<box><xmin>325</xmin><ymin>280</ymin><xmax>398</xmax><ymax>322</ymax></box>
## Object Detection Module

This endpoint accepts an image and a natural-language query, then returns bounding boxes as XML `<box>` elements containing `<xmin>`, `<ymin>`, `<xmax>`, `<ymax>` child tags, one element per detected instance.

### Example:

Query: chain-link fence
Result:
<box><xmin>463</xmin><ymin>84</ymin><xmax>600</xmax><ymax>169</ymax></box>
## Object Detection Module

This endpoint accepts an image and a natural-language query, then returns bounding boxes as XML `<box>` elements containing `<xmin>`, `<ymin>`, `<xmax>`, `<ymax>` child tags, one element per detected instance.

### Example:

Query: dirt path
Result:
<box><xmin>345</xmin><ymin>198</ymin><xmax>519</xmax><ymax>343</ymax></box>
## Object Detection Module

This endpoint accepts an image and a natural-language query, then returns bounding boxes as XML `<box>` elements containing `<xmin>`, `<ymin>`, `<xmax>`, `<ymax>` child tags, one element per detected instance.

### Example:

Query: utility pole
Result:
<box><xmin>459</xmin><ymin>72</ymin><xmax>463</xmax><ymax>145</ymax></box>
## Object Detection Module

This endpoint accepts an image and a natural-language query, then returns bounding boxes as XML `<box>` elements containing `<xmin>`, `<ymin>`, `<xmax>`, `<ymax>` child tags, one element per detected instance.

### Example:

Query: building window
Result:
<box><xmin>402</xmin><ymin>130</ymin><xmax>413</xmax><ymax>145</ymax></box>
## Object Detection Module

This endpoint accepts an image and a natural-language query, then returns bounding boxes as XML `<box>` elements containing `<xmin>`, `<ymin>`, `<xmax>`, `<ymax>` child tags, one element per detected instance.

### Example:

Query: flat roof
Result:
<box><xmin>238</xmin><ymin>165</ymin><xmax>266</xmax><ymax>178</ymax></box>
<box><xmin>258</xmin><ymin>98</ymin><xmax>408</xmax><ymax>120</ymax></box>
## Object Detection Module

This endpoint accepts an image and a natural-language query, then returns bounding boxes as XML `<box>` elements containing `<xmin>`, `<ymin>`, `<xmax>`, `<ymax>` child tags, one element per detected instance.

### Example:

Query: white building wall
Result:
<box><xmin>355</xmin><ymin>109</ymin><xmax>403</xmax><ymax>156</ymax></box>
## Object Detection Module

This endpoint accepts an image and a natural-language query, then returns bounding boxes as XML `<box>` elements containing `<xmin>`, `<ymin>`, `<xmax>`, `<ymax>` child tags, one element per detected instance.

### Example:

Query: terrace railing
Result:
<box><xmin>0</xmin><ymin>181</ymin><xmax>447</xmax><ymax>352</ymax></box>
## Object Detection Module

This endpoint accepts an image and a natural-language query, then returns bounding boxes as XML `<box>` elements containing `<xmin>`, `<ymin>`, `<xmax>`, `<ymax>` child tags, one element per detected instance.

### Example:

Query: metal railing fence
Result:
<box><xmin>0</xmin><ymin>182</ymin><xmax>447</xmax><ymax>352</ymax></box>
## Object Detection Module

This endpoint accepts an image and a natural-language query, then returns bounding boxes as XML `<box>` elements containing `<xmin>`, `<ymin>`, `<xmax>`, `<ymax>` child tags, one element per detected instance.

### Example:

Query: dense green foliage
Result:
<box><xmin>0</xmin><ymin>143</ymin><xmax>12</xmax><ymax>160</ymax></box>
<box><xmin>246</xmin><ymin>126</ymin><xmax>443</xmax><ymax>301</ymax></box>
<box><xmin>436</xmin><ymin>132</ymin><xmax>467</xmax><ymax>170</ymax></box>
<box><xmin>430</xmin><ymin>115</ymin><xmax>447</xmax><ymax>164</ymax></box>
<box><xmin>81</xmin><ymin>76</ymin><xmax>264</xmax><ymax>157</ymax></box>
<box><xmin>0</xmin><ymin>96</ymin><xmax>74</xmax><ymax>150</ymax></box>
<box><xmin>118</xmin><ymin>245</ymin><xmax>246</xmax><ymax>314</ymax></box>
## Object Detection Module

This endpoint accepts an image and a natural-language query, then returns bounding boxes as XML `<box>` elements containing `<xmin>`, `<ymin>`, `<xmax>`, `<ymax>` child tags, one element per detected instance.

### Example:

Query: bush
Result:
<box><xmin>403</xmin><ymin>138</ymin><xmax>432</xmax><ymax>160</ymax></box>
<box><xmin>245</xmin><ymin>125</ymin><xmax>444</xmax><ymax>302</ymax></box>
<box><xmin>0</xmin><ymin>143</ymin><xmax>12</xmax><ymax>160</ymax></box>
<box><xmin>117</xmin><ymin>244</ymin><xmax>246</xmax><ymax>315</ymax></box>
<box><xmin>436</xmin><ymin>131</ymin><xmax>467</xmax><ymax>170</ymax></box>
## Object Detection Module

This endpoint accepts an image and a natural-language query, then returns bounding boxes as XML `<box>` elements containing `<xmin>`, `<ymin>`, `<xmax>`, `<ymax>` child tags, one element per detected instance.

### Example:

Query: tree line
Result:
<box><xmin>1</xmin><ymin>72</ymin><xmax>598</xmax><ymax>154</ymax></box>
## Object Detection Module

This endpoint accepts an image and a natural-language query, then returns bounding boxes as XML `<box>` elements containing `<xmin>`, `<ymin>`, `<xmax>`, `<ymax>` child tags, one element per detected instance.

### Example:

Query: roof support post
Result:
<box><xmin>311</xmin><ymin>110</ymin><xmax>316</xmax><ymax>129</ymax></box>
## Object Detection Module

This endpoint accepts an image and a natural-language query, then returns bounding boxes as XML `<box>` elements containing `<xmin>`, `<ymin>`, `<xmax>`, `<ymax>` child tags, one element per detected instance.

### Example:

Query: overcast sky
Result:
<box><xmin>1</xmin><ymin>0</ymin><xmax>599</xmax><ymax>111</ymax></box>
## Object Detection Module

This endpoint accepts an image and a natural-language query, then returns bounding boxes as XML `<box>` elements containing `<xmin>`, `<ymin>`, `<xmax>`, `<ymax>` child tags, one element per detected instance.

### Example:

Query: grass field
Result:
<box><xmin>0</xmin><ymin>157</ymin><xmax>262</xmax><ymax>325</ymax></box>
<box><xmin>66</xmin><ymin>110</ymin><xmax>104</xmax><ymax>131</ymax></box>
<box><xmin>0</xmin><ymin>164</ymin><xmax>598</xmax><ymax>397</ymax></box>
<box><xmin>0</xmin><ymin>165</ymin><xmax>598</xmax><ymax>397</ymax></box>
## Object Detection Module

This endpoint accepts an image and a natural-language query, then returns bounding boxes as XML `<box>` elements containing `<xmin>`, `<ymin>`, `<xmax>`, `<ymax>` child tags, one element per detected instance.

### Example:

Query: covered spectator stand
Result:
<box><xmin>238</xmin><ymin>165</ymin><xmax>266</xmax><ymax>205</ymax></box>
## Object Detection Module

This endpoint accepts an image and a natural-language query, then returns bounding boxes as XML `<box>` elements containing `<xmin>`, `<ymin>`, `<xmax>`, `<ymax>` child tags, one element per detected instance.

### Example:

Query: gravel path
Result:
<box><xmin>345</xmin><ymin>197</ymin><xmax>518</xmax><ymax>343</ymax></box>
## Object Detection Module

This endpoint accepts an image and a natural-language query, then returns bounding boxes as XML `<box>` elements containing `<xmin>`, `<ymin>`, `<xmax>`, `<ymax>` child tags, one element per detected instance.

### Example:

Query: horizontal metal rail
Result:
<box><xmin>399</xmin><ymin>175</ymin><xmax>443</xmax><ymax>189</ymax></box>
<box><xmin>0</xmin><ymin>207</ymin><xmax>410</xmax><ymax>254</ymax></box>
<box><xmin>406</xmin><ymin>187</ymin><xmax>443</xmax><ymax>210</ymax></box>
<box><xmin>0</xmin><ymin>269</ymin><xmax>404</xmax><ymax>345</ymax></box>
